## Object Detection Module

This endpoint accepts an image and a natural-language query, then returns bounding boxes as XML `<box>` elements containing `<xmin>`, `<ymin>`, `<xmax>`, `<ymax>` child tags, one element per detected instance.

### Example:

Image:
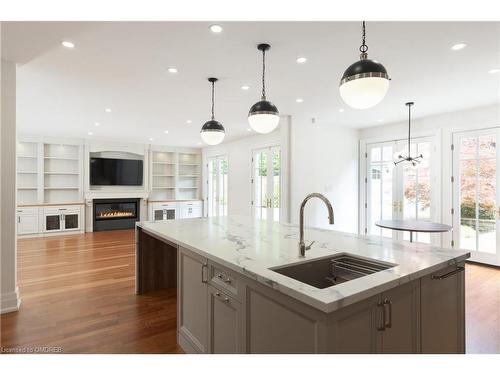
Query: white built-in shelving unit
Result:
<box><xmin>150</xmin><ymin>148</ymin><xmax>201</xmax><ymax>201</ymax></box>
<box><xmin>17</xmin><ymin>141</ymin><xmax>40</xmax><ymax>205</ymax></box>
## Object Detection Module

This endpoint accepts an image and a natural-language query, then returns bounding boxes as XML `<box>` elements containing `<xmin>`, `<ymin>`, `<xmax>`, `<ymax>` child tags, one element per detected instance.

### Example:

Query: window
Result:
<box><xmin>207</xmin><ymin>155</ymin><xmax>228</xmax><ymax>217</ymax></box>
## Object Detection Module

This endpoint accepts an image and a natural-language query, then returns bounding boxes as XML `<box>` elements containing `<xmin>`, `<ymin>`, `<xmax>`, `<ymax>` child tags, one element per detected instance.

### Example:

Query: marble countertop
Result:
<box><xmin>137</xmin><ymin>216</ymin><xmax>470</xmax><ymax>313</ymax></box>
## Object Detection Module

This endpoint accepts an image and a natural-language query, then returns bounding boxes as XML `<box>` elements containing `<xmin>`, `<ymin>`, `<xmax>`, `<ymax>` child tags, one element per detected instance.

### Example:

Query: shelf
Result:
<box><xmin>44</xmin><ymin>187</ymin><xmax>79</xmax><ymax>190</ymax></box>
<box><xmin>152</xmin><ymin>161</ymin><xmax>175</xmax><ymax>165</ymax></box>
<box><xmin>153</xmin><ymin>174</ymin><xmax>175</xmax><ymax>177</ymax></box>
<box><xmin>178</xmin><ymin>187</ymin><xmax>198</xmax><ymax>189</ymax></box>
<box><xmin>153</xmin><ymin>186</ymin><xmax>176</xmax><ymax>189</ymax></box>
<box><xmin>179</xmin><ymin>163</ymin><xmax>199</xmax><ymax>166</ymax></box>
<box><xmin>44</xmin><ymin>157</ymin><xmax>79</xmax><ymax>161</ymax></box>
<box><xmin>179</xmin><ymin>174</ymin><xmax>198</xmax><ymax>177</ymax></box>
<box><xmin>18</xmin><ymin>187</ymin><xmax>38</xmax><ymax>190</ymax></box>
<box><xmin>44</xmin><ymin>172</ymin><xmax>79</xmax><ymax>175</ymax></box>
<box><xmin>18</xmin><ymin>155</ymin><xmax>37</xmax><ymax>159</ymax></box>
<box><xmin>18</xmin><ymin>171</ymin><xmax>37</xmax><ymax>174</ymax></box>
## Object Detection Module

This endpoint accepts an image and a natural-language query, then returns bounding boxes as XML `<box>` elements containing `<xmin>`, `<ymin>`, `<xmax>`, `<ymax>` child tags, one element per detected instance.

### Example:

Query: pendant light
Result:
<box><xmin>339</xmin><ymin>21</ymin><xmax>390</xmax><ymax>109</ymax></box>
<box><xmin>394</xmin><ymin>102</ymin><xmax>423</xmax><ymax>166</ymax></box>
<box><xmin>248</xmin><ymin>43</ymin><xmax>280</xmax><ymax>134</ymax></box>
<box><xmin>200</xmin><ymin>77</ymin><xmax>225</xmax><ymax>146</ymax></box>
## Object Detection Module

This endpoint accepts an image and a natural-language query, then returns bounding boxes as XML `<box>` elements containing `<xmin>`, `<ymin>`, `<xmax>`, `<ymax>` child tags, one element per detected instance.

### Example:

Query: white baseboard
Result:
<box><xmin>0</xmin><ymin>287</ymin><xmax>21</xmax><ymax>314</ymax></box>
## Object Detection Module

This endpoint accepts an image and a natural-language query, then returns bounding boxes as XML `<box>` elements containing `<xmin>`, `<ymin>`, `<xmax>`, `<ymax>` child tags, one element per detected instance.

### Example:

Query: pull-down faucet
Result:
<box><xmin>299</xmin><ymin>193</ymin><xmax>335</xmax><ymax>257</ymax></box>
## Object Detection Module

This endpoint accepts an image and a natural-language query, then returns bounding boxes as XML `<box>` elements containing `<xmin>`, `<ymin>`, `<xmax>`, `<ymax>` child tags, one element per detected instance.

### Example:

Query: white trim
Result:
<box><xmin>0</xmin><ymin>287</ymin><xmax>21</xmax><ymax>314</ymax></box>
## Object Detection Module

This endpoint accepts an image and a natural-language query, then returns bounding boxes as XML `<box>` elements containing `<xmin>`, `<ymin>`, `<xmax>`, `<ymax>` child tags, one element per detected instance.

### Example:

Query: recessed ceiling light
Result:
<box><xmin>186</xmin><ymin>120</ymin><xmax>192</xmax><ymax>124</ymax></box>
<box><xmin>167</xmin><ymin>67</ymin><xmax>178</xmax><ymax>74</ymax></box>
<box><xmin>241</xmin><ymin>85</ymin><xmax>250</xmax><ymax>90</ymax></box>
<box><xmin>451</xmin><ymin>42</ymin><xmax>467</xmax><ymax>51</ymax></box>
<box><xmin>197</xmin><ymin>142</ymin><xmax>202</xmax><ymax>145</ymax></box>
<box><xmin>209</xmin><ymin>24</ymin><xmax>223</xmax><ymax>33</ymax></box>
<box><xmin>148</xmin><ymin>137</ymin><xmax>154</xmax><ymax>141</ymax></box>
<box><xmin>296</xmin><ymin>57</ymin><xmax>307</xmax><ymax>64</ymax></box>
<box><xmin>377</xmin><ymin>119</ymin><xmax>384</xmax><ymax>122</ymax></box>
<box><xmin>488</xmin><ymin>68</ymin><xmax>500</xmax><ymax>74</ymax></box>
<box><xmin>61</xmin><ymin>41</ymin><xmax>75</xmax><ymax>49</ymax></box>
<box><xmin>163</xmin><ymin>130</ymin><xmax>169</xmax><ymax>134</ymax></box>
<box><xmin>94</xmin><ymin>122</ymin><xmax>100</xmax><ymax>127</ymax></box>
<box><xmin>105</xmin><ymin>108</ymin><xmax>111</xmax><ymax>113</ymax></box>
<box><xmin>338</xmin><ymin>108</ymin><xmax>345</xmax><ymax>113</ymax></box>
<box><xmin>296</xmin><ymin>98</ymin><xmax>304</xmax><ymax>103</ymax></box>
<box><xmin>247</xmin><ymin>128</ymin><xmax>252</xmax><ymax>132</ymax></box>
<box><xmin>87</xmin><ymin>131</ymin><xmax>93</xmax><ymax>136</ymax></box>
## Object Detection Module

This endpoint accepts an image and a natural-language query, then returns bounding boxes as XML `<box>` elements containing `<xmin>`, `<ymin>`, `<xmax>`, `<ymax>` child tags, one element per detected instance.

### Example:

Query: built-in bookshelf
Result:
<box><xmin>150</xmin><ymin>149</ymin><xmax>201</xmax><ymax>201</ymax></box>
<box><xmin>17</xmin><ymin>141</ymin><xmax>39</xmax><ymax>205</ymax></box>
<box><xmin>17</xmin><ymin>139</ymin><xmax>83</xmax><ymax>205</ymax></box>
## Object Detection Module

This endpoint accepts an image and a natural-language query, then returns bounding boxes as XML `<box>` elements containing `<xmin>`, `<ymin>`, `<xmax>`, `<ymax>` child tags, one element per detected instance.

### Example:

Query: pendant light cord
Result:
<box><xmin>211</xmin><ymin>80</ymin><xmax>215</xmax><ymax>120</ymax></box>
<box><xmin>359</xmin><ymin>21</ymin><xmax>368</xmax><ymax>53</ymax></box>
<box><xmin>407</xmin><ymin>103</ymin><xmax>412</xmax><ymax>153</ymax></box>
<box><xmin>261</xmin><ymin>49</ymin><xmax>266</xmax><ymax>100</ymax></box>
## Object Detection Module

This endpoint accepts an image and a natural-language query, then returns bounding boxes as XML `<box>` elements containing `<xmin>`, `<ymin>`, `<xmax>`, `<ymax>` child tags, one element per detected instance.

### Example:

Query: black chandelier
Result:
<box><xmin>394</xmin><ymin>102</ymin><xmax>423</xmax><ymax>166</ymax></box>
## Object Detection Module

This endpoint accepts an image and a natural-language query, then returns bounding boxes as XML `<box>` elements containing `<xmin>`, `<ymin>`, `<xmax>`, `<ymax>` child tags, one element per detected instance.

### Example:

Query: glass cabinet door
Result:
<box><xmin>154</xmin><ymin>209</ymin><xmax>164</xmax><ymax>221</ymax></box>
<box><xmin>64</xmin><ymin>213</ymin><xmax>79</xmax><ymax>230</ymax></box>
<box><xmin>45</xmin><ymin>214</ymin><xmax>61</xmax><ymax>231</ymax></box>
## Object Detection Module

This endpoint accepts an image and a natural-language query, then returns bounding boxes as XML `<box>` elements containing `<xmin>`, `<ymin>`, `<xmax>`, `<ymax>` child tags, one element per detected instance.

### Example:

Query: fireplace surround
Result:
<box><xmin>93</xmin><ymin>198</ymin><xmax>140</xmax><ymax>231</ymax></box>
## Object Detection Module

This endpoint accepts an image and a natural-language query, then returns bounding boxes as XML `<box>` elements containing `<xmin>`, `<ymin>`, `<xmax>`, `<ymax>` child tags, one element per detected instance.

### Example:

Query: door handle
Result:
<box><xmin>431</xmin><ymin>266</ymin><xmax>465</xmax><ymax>280</ymax></box>
<box><xmin>383</xmin><ymin>298</ymin><xmax>392</xmax><ymax>328</ymax></box>
<box><xmin>377</xmin><ymin>300</ymin><xmax>386</xmax><ymax>331</ymax></box>
<box><xmin>18</xmin><ymin>216</ymin><xmax>20</xmax><ymax>224</ymax></box>
<box><xmin>201</xmin><ymin>263</ymin><xmax>208</xmax><ymax>283</ymax></box>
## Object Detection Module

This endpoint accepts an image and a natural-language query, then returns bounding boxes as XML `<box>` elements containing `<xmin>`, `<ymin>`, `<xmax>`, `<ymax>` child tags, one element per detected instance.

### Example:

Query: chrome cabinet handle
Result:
<box><xmin>224</xmin><ymin>297</ymin><xmax>229</xmax><ymax>303</ymax></box>
<box><xmin>18</xmin><ymin>216</ymin><xmax>20</xmax><ymax>223</ymax></box>
<box><xmin>201</xmin><ymin>263</ymin><xmax>208</xmax><ymax>283</ymax></box>
<box><xmin>217</xmin><ymin>273</ymin><xmax>223</xmax><ymax>279</ymax></box>
<box><xmin>224</xmin><ymin>278</ymin><xmax>231</xmax><ymax>284</ymax></box>
<box><xmin>431</xmin><ymin>266</ymin><xmax>465</xmax><ymax>280</ymax></box>
<box><xmin>377</xmin><ymin>300</ymin><xmax>386</xmax><ymax>331</ymax></box>
<box><xmin>383</xmin><ymin>298</ymin><xmax>392</xmax><ymax>328</ymax></box>
<box><xmin>215</xmin><ymin>292</ymin><xmax>221</xmax><ymax>297</ymax></box>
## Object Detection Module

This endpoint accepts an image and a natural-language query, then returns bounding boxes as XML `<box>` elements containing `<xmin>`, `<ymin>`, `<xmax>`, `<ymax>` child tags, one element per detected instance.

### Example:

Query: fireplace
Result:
<box><xmin>93</xmin><ymin>198</ymin><xmax>140</xmax><ymax>231</ymax></box>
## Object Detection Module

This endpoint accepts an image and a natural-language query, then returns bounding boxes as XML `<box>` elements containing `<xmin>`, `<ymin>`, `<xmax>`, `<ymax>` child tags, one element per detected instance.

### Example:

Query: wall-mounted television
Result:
<box><xmin>90</xmin><ymin>157</ymin><xmax>143</xmax><ymax>186</ymax></box>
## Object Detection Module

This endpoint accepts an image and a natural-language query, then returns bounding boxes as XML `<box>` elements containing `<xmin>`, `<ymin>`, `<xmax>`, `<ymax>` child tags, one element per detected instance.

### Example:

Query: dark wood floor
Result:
<box><xmin>0</xmin><ymin>230</ymin><xmax>182</xmax><ymax>353</ymax></box>
<box><xmin>1</xmin><ymin>230</ymin><xmax>499</xmax><ymax>353</ymax></box>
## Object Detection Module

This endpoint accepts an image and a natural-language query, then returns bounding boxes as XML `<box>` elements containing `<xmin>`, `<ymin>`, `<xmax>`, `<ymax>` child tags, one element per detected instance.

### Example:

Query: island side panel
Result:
<box><xmin>135</xmin><ymin>227</ymin><xmax>177</xmax><ymax>294</ymax></box>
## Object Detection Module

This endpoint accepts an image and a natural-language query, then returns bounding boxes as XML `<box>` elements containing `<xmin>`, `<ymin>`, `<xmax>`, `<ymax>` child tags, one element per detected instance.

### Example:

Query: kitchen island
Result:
<box><xmin>135</xmin><ymin>216</ymin><xmax>470</xmax><ymax>354</ymax></box>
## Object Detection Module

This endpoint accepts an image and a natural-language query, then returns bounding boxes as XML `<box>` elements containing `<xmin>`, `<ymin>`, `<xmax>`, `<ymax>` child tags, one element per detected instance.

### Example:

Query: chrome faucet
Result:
<box><xmin>299</xmin><ymin>193</ymin><xmax>335</xmax><ymax>257</ymax></box>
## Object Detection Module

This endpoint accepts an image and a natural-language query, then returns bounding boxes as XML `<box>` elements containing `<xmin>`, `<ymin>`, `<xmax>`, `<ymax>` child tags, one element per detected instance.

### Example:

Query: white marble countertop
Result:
<box><xmin>137</xmin><ymin>216</ymin><xmax>470</xmax><ymax>313</ymax></box>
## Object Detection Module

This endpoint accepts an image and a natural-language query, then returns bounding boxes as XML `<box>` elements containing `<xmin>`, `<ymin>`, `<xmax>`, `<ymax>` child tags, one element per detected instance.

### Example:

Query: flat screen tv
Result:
<box><xmin>90</xmin><ymin>157</ymin><xmax>143</xmax><ymax>186</ymax></box>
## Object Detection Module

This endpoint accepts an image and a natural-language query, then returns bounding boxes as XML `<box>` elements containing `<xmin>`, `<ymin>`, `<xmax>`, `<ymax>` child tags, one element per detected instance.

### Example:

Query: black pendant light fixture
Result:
<box><xmin>395</xmin><ymin>102</ymin><xmax>423</xmax><ymax>166</ymax></box>
<box><xmin>200</xmin><ymin>77</ymin><xmax>225</xmax><ymax>146</ymax></box>
<box><xmin>339</xmin><ymin>21</ymin><xmax>390</xmax><ymax>109</ymax></box>
<box><xmin>248</xmin><ymin>43</ymin><xmax>280</xmax><ymax>134</ymax></box>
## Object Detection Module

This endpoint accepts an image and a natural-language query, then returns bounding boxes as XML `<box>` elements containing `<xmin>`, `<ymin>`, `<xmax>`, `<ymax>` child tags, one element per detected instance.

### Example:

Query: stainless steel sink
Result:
<box><xmin>270</xmin><ymin>253</ymin><xmax>397</xmax><ymax>289</ymax></box>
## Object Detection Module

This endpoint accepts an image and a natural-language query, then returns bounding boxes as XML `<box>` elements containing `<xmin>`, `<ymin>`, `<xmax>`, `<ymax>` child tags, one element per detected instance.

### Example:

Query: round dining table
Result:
<box><xmin>375</xmin><ymin>219</ymin><xmax>453</xmax><ymax>243</ymax></box>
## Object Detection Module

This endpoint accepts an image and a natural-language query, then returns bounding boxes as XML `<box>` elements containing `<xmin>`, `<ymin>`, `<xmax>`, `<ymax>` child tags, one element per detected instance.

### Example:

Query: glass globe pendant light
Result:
<box><xmin>339</xmin><ymin>21</ymin><xmax>390</xmax><ymax>109</ymax></box>
<box><xmin>200</xmin><ymin>77</ymin><xmax>225</xmax><ymax>146</ymax></box>
<box><xmin>248</xmin><ymin>43</ymin><xmax>280</xmax><ymax>134</ymax></box>
<box><xmin>394</xmin><ymin>102</ymin><xmax>423</xmax><ymax>167</ymax></box>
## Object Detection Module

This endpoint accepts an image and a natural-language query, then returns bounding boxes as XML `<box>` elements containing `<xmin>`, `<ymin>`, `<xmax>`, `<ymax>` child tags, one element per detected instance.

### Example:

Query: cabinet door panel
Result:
<box><xmin>328</xmin><ymin>294</ymin><xmax>381</xmax><ymax>353</ymax></box>
<box><xmin>178</xmin><ymin>247</ymin><xmax>208</xmax><ymax>353</ymax></box>
<box><xmin>64</xmin><ymin>213</ymin><xmax>79</xmax><ymax>230</ymax></box>
<box><xmin>421</xmin><ymin>265</ymin><xmax>465</xmax><ymax>353</ymax></box>
<box><xmin>208</xmin><ymin>286</ymin><xmax>242</xmax><ymax>353</ymax></box>
<box><xmin>380</xmin><ymin>280</ymin><xmax>420</xmax><ymax>353</ymax></box>
<box><xmin>18</xmin><ymin>214</ymin><xmax>39</xmax><ymax>234</ymax></box>
<box><xmin>45</xmin><ymin>214</ymin><xmax>61</xmax><ymax>231</ymax></box>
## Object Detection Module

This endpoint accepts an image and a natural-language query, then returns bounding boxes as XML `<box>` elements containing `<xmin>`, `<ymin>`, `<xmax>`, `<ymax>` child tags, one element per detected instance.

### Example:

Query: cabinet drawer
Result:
<box><xmin>17</xmin><ymin>207</ymin><xmax>38</xmax><ymax>215</ymax></box>
<box><xmin>208</xmin><ymin>262</ymin><xmax>241</xmax><ymax>301</ymax></box>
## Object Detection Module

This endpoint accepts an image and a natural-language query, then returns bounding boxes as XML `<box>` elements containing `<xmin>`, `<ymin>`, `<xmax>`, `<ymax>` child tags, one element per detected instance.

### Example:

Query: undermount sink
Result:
<box><xmin>270</xmin><ymin>253</ymin><xmax>397</xmax><ymax>289</ymax></box>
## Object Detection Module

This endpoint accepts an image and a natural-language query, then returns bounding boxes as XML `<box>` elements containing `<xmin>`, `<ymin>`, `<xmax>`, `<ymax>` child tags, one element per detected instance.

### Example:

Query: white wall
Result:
<box><xmin>1</xmin><ymin>59</ymin><xmax>21</xmax><ymax>313</ymax></box>
<box><xmin>290</xmin><ymin>120</ymin><xmax>360</xmax><ymax>233</ymax></box>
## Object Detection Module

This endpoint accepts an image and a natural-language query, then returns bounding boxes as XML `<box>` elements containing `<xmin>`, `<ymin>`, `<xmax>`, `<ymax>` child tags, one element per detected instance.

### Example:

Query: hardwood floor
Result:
<box><xmin>1</xmin><ymin>230</ymin><xmax>499</xmax><ymax>353</ymax></box>
<box><xmin>0</xmin><ymin>230</ymin><xmax>182</xmax><ymax>354</ymax></box>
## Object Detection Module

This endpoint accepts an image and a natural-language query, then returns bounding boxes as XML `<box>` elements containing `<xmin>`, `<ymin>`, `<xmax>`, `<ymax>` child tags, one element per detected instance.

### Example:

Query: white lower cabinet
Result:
<box><xmin>17</xmin><ymin>207</ymin><xmax>40</xmax><ymax>235</ymax></box>
<box><xmin>43</xmin><ymin>206</ymin><xmax>81</xmax><ymax>233</ymax></box>
<box><xmin>177</xmin><ymin>245</ymin><xmax>465</xmax><ymax>354</ymax></box>
<box><xmin>179</xmin><ymin>201</ymin><xmax>202</xmax><ymax>219</ymax></box>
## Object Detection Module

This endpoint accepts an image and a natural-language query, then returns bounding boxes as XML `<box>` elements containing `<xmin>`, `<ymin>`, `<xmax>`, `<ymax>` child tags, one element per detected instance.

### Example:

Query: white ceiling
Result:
<box><xmin>2</xmin><ymin>21</ymin><xmax>500</xmax><ymax>146</ymax></box>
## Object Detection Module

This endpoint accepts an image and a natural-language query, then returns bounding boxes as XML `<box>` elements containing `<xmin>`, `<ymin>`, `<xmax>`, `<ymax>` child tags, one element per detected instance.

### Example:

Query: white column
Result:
<box><xmin>0</xmin><ymin>59</ymin><xmax>21</xmax><ymax>313</ymax></box>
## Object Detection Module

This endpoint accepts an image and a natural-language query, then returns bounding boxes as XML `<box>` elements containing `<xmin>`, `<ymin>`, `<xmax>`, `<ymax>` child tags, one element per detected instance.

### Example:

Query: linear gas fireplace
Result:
<box><xmin>93</xmin><ymin>198</ymin><xmax>140</xmax><ymax>231</ymax></box>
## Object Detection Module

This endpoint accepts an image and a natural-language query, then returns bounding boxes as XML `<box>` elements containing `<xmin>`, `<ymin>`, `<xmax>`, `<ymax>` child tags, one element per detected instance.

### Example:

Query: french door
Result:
<box><xmin>365</xmin><ymin>136</ymin><xmax>436</xmax><ymax>243</ymax></box>
<box><xmin>252</xmin><ymin>146</ymin><xmax>281</xmax><ymax>222</ymax></box>
<box><xmin>207</xmin><ymin>155</ymin><xmax>228</xmax><ymax>217</ymax></box>
<box><xmin>452</xmin><ymin>129</ymin><xmax>500</xmax><ymax>266</ymax></box>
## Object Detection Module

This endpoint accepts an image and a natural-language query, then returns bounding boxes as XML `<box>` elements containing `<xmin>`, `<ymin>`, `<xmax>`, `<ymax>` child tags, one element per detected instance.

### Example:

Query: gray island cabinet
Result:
<box><xmin>135</xmin><ymin>216</ymin><xmax>469</xmax><ymax>354</ymax></box>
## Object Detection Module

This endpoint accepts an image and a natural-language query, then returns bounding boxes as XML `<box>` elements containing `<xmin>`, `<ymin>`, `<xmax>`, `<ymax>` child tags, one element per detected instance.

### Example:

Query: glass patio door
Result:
<box><xmin>207</xmin><ymin>155</ymin><xmax>228</xmax><ymax>217</ymax></box>
<box><xmin>366</xmin><ymin>137</ymin><xmax>435</xmax><ymax>243</ymax></box>
<box><xmin>452</xmin><ymin>129</ymin><xmax>500</xmax><ymax>266</ymax></box>
<box><xmin>252</xmin><ymin>146</ymin><xmax>281</xmax><ymax>222</ymax></box>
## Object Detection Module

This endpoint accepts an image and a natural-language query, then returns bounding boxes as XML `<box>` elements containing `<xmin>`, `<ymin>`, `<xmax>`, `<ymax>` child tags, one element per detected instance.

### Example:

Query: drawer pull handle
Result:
<box><xmin>217</xmin><ymin>273</ymin><xmax>224</xmax><ymax>279</ymax></box>
<box><xmin>215</xmin><ymin>292</ymin><xmax>221</xmax><ymax>297</ymax></box>
<box><xmin>377</xmin><ymin>300</ymin><xmax>385</xmax><ymax>331</ymax></box>
<box><xmin>224</xmin><ymin>297</ymin><xmax>229</xmax><ymax>303</ymax></box>
<box><xmin>431</xmin><ymin>266</ymin><xmax>464</xmax><ymax>280</ymax></box>
<box><xmin>224</xmin><ymin>278</ymin><xmax>231</xmax><ymax>284</ymax></box>
<box><xmin>201</xmin><ymin>263</ymin><xmax>208</xmax><ymax>283</ymax></box>
<box><xmin>383</xmin><ymin>298</ymin><xmax>392</xmax><ymax>328</ymax></box>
